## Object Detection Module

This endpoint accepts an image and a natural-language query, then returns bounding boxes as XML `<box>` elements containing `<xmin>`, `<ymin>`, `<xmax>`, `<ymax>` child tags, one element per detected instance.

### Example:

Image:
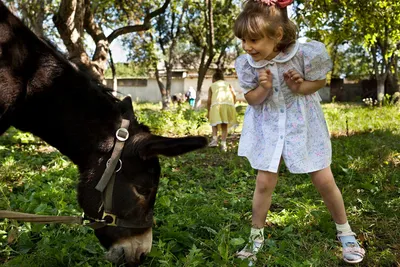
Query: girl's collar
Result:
<box><xmin>246</xmin><ymin>40</ymin><xmax>300</xmax><ymax>68</ymax></box>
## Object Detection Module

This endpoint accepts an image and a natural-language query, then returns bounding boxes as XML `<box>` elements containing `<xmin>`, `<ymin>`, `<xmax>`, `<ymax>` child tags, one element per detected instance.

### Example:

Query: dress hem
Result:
<box><xmin>238</xmin><ymin>154</ymin><xmax>331</xmax><ymax>174</ymax></box>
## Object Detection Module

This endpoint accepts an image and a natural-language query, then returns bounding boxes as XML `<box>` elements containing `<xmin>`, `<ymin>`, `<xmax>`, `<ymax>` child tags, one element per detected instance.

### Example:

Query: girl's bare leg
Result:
<box><xmin>310</xmin><ymin>166</ymin><xmax>347</xmax><ymax>224</ymax></box>
<box><xmin>212</xmin><ymin>125</ymin><xmax>218</xmax><ymax>139</ymax></box>
<box><xmin>310</xmin><ymin>166</ymin><xmax>364</xmax><ymax>263</ymax></box>
<box><xmin>237</xmin><ymin>170</ymin><xmax>278</xmax><ymax>259</ymax></box>
<box><xmin>220</xmin><ymin>123</ymin><xmax>228</xmax><ymax>142</ymax></box>
<box><xmin>252</xmin><ymin>170</ymin><xmax>279</xmax><ymax>228</ymax></box>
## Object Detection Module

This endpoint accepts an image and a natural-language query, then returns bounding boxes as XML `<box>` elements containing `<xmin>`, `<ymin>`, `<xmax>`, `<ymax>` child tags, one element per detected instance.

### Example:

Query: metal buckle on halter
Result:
<box><xmin>116</xmin><ymin>128</ymin><xmax>129</xmax><ymax>142</ymax></box>
<box><xmin>102</xmin><ymin>212</ymin><xmax>117</xmax><ymax>226</ymax></box>
<box><xmin>106</xmin><ymin>158</ymin><xmax>122</xmax><ymax>172</ymax></box>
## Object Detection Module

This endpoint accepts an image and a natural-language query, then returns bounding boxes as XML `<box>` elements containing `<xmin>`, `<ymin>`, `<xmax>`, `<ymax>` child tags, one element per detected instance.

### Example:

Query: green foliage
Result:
<box><xmin>294</xmin><ymin>0</ymin><xmax>400</xmax><ymax>87</ymax></box>
<box><xmin>133</xmin><ymin>103</ymin><xmax>210</xmax><ymax>136</ymax></box>
<box><xmin>1</xmin><ymin>103</ymin><xmax>400</xmax><ymax>266</ymax></box>
<box><xmin>104</xmin><ymin>62</ymin><xmax>150</xmax><ymax>78</ymax></box>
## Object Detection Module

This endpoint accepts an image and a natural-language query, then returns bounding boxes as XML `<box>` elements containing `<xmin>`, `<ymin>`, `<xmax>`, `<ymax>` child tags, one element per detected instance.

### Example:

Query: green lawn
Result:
<box><xmin>1</xmin><ymin>102</ymin><xmax>399</xmax><ymax>266</ymax></box>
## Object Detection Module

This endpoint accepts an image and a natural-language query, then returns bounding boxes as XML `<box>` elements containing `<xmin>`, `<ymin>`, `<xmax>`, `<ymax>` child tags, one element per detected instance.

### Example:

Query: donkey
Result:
<box><xmin>0</xmin><ymin>2</ymin><xmax>207</xmax><ymax>266</ymax></box>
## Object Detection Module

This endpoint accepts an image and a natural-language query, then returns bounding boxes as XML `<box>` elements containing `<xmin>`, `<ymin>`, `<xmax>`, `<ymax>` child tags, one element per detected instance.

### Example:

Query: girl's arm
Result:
<box><xmin>207</xmin><ymin>88</ymin><xmax>212</xmax><ymax>118</ymax></box>
<box><xmin>245</xmin><ymin>68</ymin><xmax>273</xmax><ymax>106</ymax></box>
<box><xmin>229</xmin><ymin>84</ymin><xmax>237</xmax><ymax>103</ymax></box>
<box><xmin>244</xmin><ymin>85</ymin><xmax>272</xmax><ymax>105</ymax></box>
<box><xmin>297</xmin><ymin>79</ymin><xmax>326</xmax><ymax>95</ymax></box>
<box><xmin>284</xmin><ymin>69</ymin><xmax>326</xmax><ymax>95</ymax></box>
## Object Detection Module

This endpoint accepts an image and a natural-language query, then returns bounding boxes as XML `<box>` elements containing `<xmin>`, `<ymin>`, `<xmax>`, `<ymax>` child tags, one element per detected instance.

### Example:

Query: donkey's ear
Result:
<box><xmin>120</xmin><ymin>96</ymin><xmax>133</xmax><ymax>114</ymax></box>
<box><xmin>137</xmin><ymin>135</ymin><xmax>208</xmax><ymax>159</ymax></box>
<box><xmin>119</xmin><ymin>96</ymin><xmax>136</xmax><ymax>120</ymax></box>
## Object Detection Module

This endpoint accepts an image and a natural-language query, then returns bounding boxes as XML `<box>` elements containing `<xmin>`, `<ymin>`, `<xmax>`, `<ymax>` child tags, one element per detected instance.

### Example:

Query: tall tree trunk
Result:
<box><xmin>153</xmin><ymin>62</ymin><xmax>168</xmax><ymax>109</ymax></box>
<box><xmin>53</xmin><ymin>0</ymin><xmax>93</xmax><ymax>73</ymax></box>
<box><xmin>83</xmin><ymin>0</ymin><xmax>109</xmax><ymax>81</ymax></box>
<box><xmin>376</xmin><ymin>75</ymin><xmax>386</xmax><ymax>103</ymax></box>
<box><xmin>109</xmin><ymin>50</ymin><xmax>117</xmax><ymax>96</ymax></box>
<box><xmin>371</xmin><ymin>45</ymin><xmax>388</xmax><ymax>102</ymax></box>
<box><xmin>164</xmin><ymin>66</ymin><xmax>172</xmax><ymax>110</ymax></box>
<box><xmin>394</xmin><ymin>55</ymin><xmax>399</xmax><ymax>93</ymax></box>
<box><xmin>154</xmin><ymin>2</ymin><xmax>186</xmax><ymax>110</ymax></box>
<box><xmin>195</xmin><ymin>0</ymin><xmax>214</xmax><ymax>108</ymax></box>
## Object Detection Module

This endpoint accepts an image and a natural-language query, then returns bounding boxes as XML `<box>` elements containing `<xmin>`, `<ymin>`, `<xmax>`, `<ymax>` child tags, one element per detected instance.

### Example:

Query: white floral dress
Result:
<box><xmin>235</xmin><ymin>40</ymin><xmax>333</xmax><ymax>173</ymax></box>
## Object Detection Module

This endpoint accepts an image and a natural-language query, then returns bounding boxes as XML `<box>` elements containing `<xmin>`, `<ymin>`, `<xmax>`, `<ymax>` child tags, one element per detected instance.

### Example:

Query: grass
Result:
<box><xmin>1</xmin><ymin>102</ymin><xmax>399</xmax><ymax>266</ymax></box>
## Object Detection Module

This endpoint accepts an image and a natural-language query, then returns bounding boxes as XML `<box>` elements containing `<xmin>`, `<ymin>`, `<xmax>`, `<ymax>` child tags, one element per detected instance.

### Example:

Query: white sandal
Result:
<box><xmin>337</xmin><ymin>231</ymin><xmax>365</xmax><ymax>264</ymax></box>
<box><xmin>235</xmin><ymin>238</ymin><xmax>264</xmax><ymax>261</ymax></box>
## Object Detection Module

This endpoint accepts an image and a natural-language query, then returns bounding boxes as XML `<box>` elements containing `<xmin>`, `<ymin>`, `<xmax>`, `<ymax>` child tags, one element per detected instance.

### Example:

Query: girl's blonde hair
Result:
<box><xmin>234</xmin><ymin>0</ymin><xmax>297</xmax><ymax>52</ymax></box>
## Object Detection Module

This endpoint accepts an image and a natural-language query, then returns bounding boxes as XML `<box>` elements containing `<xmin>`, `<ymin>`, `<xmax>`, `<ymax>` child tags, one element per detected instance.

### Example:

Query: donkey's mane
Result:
<box><xmin>38</xmin><ymin>36</ymin><xmax>120</xmax><ymax>105</ymax></box>
<box><xmin>38</xmin><ymin>36</ymin><xmax>152</xmax><ymax>135</ymax></box>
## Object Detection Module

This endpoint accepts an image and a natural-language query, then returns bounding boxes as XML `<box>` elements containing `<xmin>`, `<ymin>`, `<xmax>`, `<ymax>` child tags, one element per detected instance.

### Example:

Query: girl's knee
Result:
<box><xmin>311</xmin><ymin>169</ymin><xmax>337</xmax><ymax>191</ymax></box>
<box><xmin>255</xmin><ymin>171</ymin><xmax>278</xmax><ymax>193</ymax></box>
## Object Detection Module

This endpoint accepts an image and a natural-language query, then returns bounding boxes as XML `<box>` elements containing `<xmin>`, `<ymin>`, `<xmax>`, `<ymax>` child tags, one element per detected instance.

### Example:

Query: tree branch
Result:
<box><xmin>107</xmin><ymin>0</ymin><xmax>171</xmax><ymax>44</ymax></box>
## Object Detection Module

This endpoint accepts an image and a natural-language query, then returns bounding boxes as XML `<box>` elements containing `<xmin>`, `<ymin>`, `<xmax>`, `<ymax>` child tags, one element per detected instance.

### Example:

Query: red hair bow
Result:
<box><xmin>255</xmin><ymin>0</ymin><xmax>293</xmax><ymax>8</ymax></box>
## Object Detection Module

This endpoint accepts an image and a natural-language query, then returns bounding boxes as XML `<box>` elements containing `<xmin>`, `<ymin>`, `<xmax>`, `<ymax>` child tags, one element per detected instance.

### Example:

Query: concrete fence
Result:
<box><xmin>105</xmin><ymin>77</ymin><xmax>331</xmax><ymax>103</ymax></box>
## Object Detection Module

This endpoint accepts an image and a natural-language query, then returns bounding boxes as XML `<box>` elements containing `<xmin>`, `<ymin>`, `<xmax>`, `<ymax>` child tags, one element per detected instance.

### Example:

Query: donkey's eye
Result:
<box><xmin>135</xmin><ymin>185</ymin><xmax>151</xmax><ymax>195</ymax></box>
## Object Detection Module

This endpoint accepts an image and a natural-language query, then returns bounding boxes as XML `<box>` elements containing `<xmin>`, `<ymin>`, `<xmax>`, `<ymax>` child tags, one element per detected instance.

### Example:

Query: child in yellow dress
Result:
<box><xmin>207</xmin><ymin>71</ymin><xmax>238</xmax><ymax>152</ymax></box>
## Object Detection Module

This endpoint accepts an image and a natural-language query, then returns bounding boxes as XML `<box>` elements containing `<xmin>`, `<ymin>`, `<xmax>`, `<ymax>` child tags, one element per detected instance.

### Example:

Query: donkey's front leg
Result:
<box><xmin>0</xmin><ymin>82</ymin><xmax>25</xmax><ymax>136</ymax></box>
<box><xmin>0</xmin><ymin>113</ymin><xmax>12</xmax><ymax>136</ymax></box>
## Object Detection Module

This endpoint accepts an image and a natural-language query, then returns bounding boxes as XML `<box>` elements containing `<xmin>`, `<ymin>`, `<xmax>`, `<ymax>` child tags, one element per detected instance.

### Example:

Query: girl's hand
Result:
<box><xmin>284</xmin><ymin>69</ymin><xmax>304</xmax><ymax>93</ymax></box>
<box><xmin>257</xmin><ymin>68</ymin><xmax>273</xmax><ymax>90</ymax></box>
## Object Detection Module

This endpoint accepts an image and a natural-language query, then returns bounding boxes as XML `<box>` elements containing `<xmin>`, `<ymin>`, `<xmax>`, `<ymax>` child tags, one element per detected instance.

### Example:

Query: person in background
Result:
<box><xmin>171</xmin><ymin>93</ymin><xmax>185</xmax><ymax>106</ymax></box>
<box><xmin>233</xmin><ymin>0</ymin><xmax>365</xmax><ymax>264</ymax></box>
<box><xmin>187</xmin><ymin>86</ymin><xmax>196</xmax><ymax>108</ymax></box>
<box><xmin>207</xmin><ymin>70</ymin><xmax>237</xmax><ymax>152</ymax></box>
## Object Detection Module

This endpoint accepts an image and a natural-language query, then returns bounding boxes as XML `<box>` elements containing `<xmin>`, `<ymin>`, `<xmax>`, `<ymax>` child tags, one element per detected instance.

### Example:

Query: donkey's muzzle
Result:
<box><xmin>105</xmin><ymin>227</ymin><xmax>152</xmax><ymax>266</ymax></box>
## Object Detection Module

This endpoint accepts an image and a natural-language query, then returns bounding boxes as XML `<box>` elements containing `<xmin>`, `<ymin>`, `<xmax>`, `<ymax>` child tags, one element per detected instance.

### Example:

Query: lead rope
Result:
<box><xmin>0</xmin><ymin>210</ymin><xmax>83</xmax><ymax>224</ymax></box>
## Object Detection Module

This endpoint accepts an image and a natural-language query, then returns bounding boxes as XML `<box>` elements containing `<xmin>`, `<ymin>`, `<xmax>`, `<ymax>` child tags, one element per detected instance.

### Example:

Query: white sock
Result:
<box><xmin>221</xmin><ymin>140</ymin><xmax>226</xmax><ymax>146</ymax></box>
<box><xmin>212</xmin><ymin>136</ymin><xmax>218</xmax><ymax>141</ymax></box>
<box><xmin>335</xmin><ymin>221</ymin><xmax>352</xmax><ymax>234</ymax></box>
<box><xmin>250</xmin><ymin>227</ymin><xmax>264</xmax><ymax>241</ymax></box>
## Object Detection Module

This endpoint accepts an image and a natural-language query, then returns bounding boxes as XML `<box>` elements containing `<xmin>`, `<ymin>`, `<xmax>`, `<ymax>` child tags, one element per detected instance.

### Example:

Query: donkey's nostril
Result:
<box><xmin>105</xmin><ymin>246</ymin><xmax>124</xmax><ymax>264</ymax></box>
<box><xmin>139</xmin><ymin>252</ymin><xmax>146</xmax><ymax>263</ymax></box>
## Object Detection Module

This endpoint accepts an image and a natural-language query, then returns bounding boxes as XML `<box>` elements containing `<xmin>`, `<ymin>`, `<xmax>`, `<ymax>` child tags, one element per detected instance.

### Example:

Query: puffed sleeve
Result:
<box><xmin>302</xmin><ymin>40</ymin><xmax>332</xmax><ymax>81</ymax></box>
<box><xmin>235</xmin><ymin>55</ymin><xmax>258</xmax><ymax>94</ymax></box>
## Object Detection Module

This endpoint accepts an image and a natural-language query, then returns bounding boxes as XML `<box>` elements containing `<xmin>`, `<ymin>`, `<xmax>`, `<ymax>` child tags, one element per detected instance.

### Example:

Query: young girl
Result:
<box><xmin>234</xmin><ymin>0</ymin><xmax>365</xmax><ymax>264</ymax></box>
<box><xmin>207</xmin><ymin>70</ymin><xmax>237</xmax><ymax>151</ymax></box>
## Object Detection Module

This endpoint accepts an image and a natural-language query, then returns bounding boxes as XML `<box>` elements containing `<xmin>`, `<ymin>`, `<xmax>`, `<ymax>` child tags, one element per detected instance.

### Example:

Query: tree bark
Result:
<box><xmin>371</xmin><ymin>44</ymin><xmax>388</xmax><ymax>102</ymax></box>
<box><xmin>109</xmin><ymin>50</ymin><xmax>117</xmax><ymax>96</ymax></box>
<box><xmin>154</xmin><ymin>2</ymin><xmax>186</xmax><ymax>110</ymax></box>
<box><xmin>153</xmin><ymin>62</ymin><xmax>168</xmax><ymax>109</ymax></box>
<box><xmin>195</xmin><ymin>0</ymin><xmax>214</xmax><ymax>109</ymax></box>
<box><xmin>54</xmin><ymin>0</ymin><xmax>171</xmax><ymax>82</ymax></box>
<box><xmin>53</xmin><ymin>0</ymin><xmax>92</xmax><ymax>69</ymax></box>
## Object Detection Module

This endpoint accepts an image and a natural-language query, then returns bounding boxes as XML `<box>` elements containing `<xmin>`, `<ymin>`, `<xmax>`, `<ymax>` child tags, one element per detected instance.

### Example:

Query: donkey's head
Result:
<box><xmin>77</xmin><ymin>97</ymin><xmax>207</xmax><ymax>266</ymax></box>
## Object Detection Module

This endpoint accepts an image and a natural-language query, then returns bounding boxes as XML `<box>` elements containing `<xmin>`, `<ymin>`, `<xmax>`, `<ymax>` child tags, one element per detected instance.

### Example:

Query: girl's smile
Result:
<box><xmin>241</xmin><ymin>36</ymin><xmax>280</xmax><ymax>61</ymax></box>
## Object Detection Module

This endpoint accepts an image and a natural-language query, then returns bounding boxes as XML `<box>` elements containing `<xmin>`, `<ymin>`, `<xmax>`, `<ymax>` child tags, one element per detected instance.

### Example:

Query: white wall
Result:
<box><xmin>115</xmin><ymin>79</ymin><xmax>184</xmax><ymax>102</ymax></box>
<box><xmin>107</xmin><ymin>77</ymin><xmax>330</xmax><ymax>103</ymax></box>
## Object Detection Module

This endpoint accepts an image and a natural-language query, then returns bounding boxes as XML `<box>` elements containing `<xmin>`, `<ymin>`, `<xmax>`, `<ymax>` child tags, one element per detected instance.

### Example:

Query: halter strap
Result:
<box><xmin>94</xmin><ymin>119</ymin><xmax>153</xmax><ymax>229</ymax></box>
<box><xmin>95</xmin><ymin>119</ymin><xmax>130</xmax><ymax>192</ymax></box>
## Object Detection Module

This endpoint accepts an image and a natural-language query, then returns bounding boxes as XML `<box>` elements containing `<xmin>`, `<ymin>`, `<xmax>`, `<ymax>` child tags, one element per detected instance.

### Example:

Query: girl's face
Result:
<box><xmin>241</xmin><ymin>36</ymin><xmax>279</xmax><ymax>62</ymax></box>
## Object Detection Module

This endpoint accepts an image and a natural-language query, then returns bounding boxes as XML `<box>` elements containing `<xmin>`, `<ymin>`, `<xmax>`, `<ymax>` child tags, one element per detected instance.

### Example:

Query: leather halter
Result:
<box><xmin>89</xmin><ymin>118</ymin><xmax>153</xmax><ymax>229</ymax></box>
